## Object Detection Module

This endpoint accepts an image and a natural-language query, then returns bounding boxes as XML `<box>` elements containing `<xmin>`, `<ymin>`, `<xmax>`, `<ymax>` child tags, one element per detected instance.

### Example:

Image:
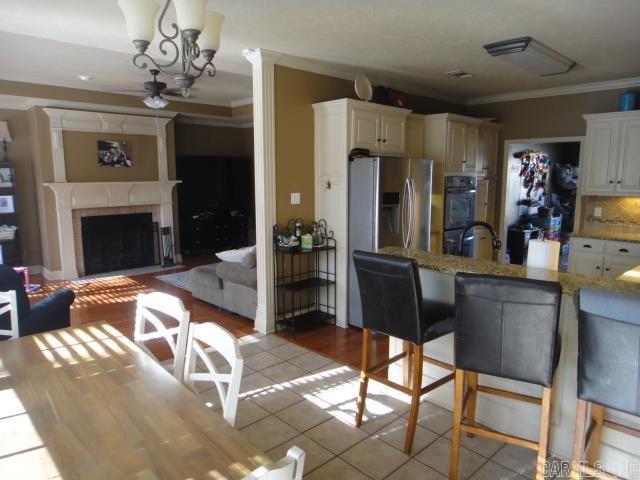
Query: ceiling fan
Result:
<box><xmin>135</xmin><ymin>69</ymin><xmax>196</xmax><ymax>109</ymax></box>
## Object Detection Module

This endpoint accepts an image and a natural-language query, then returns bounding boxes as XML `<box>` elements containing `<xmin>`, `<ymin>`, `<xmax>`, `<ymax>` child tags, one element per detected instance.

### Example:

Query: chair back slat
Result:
<box><xmin>183</xmin><ymin>321</ymin><xmax>243</xmax><ymax>426</ymax></box>
<box><xmin>134</xmin><ymin>292</ymin><xmax>190</xmax><ymax>381</ymax></box>
<box><xmin>244</xmin><ymin>446</ymin><xmax>305</xmax><ymax>480</ymax></box>
<box><xmin>0</xmin><ymin>290</ymin><xmax>18</xmax><ymax>339</ymax></box>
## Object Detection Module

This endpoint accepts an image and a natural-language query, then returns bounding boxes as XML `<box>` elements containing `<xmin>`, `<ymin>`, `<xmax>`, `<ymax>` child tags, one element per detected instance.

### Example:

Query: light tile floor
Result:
<box><xmin>186</xmin><ymin>332</ymin><xmax>572</xmax><ymax>479</ymax></box>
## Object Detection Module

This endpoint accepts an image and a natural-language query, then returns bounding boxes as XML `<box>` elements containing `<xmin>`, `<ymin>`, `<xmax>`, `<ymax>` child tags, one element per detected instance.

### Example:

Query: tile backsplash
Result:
<box><xmin>581</xmin><ymin>196</ymin><xmax>640</xmax><ymax>235</ymax></box>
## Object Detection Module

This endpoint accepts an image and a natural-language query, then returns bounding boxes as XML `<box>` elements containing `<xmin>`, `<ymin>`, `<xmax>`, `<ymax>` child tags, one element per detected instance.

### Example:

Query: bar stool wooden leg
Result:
<box><xmin>402</xmin><ymin>341</ymin><xmax>412</xmax><ymax>388</ymax></box>
<box><xmin>465</xmin><ymin>371</ymin><xmax>479</xmax><ymax>438</ymax></box>
<box><xmin>355</xmin><ymin>329</ymin><xmax>371</xmax><ymax>428</ymax></box>
<box><xmin>404</xmin><ymin>343</ymin><xmax>423</xmax><ymax>454</ymax></box>
<box><xmin>586</xmin><ymin>404</ymin><xmax>605</xmax><ymax>466</ymax></box>
<box><xmin>571</xmin><ymin>399</ymin><xmax>589</xmax><ymax>480</ymax></box>
<box><xmin>449</xmin><ymin>368</ymin><xmax>465</xmax><ymax>480</ymax></box>
<box><xmin>535</xmin><ymin>387</ymin><xmax>553</xmax><ymax>480</ymax></box>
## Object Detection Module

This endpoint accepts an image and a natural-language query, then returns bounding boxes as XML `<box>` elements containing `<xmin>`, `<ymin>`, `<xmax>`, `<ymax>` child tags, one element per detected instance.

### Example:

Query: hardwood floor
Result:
<box><xmin>29</xmin><ymin>256</ymin><xmax>388</xmax><ymax>369</ymax></box>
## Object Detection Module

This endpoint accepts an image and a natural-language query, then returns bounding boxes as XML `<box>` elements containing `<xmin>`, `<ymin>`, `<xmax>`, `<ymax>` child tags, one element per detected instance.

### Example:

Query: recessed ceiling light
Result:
<box><xmin>445</xmin><ymin>70</ymin><xmax>473</xmax><ymax>79</ymax></box>
<box><xmin>77</xmin><ymin>75</ymin><xmax>93</xmax><ymax>81</ymax></box>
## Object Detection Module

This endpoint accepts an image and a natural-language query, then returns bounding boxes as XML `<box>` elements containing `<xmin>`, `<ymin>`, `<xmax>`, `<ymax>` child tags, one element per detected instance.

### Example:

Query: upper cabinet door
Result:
<box><xmin>582</xmin><ymin>121</ymin><xmax>619</xmax><ymax>194</ymax></box>
<box><xmin>446</xmin><ymin>121</ymin><xmax>466</xmax><ymax>171</ymax></box>
<box><xmin>463</xmin><ymin>125</ymin><xmax>478</xmax><ymax>172</ymax></box>
<box><xmin>616</xmin><ymin>119</ymin><xmax>640</xmax><ymax>194</ymax></box>
<box><xmin>477</xmin><ymin>126</ymin><xmax>499</xmax><ymax>177</ymax></box>
<box><xmin>380</xmin><ymin>114</ymin><xmax>406</xmax><ymax>156</ymax></box>
<box><xmin>351</xmin><ymin>108</ymin><xmax>380</xmax><ymax>152</ymax></box>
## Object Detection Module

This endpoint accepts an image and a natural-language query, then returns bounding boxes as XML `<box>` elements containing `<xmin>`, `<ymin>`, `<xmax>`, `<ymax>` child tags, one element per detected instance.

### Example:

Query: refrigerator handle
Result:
<box><xmin>401</xmin><ymin>178</ymin><xmax>409</xmax><ymax>248</ymax></box>
<box><xmin>408</xmin><ymin>177</ymin><xmax>416</xmax><ymax>248</ymax></box>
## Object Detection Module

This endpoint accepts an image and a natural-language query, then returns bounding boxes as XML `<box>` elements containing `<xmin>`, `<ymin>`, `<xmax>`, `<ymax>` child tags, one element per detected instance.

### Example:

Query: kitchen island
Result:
<box><xmin>379</xmin><ymin>247</ymin><xmax>640</xmax><ymax>475</ymax></box>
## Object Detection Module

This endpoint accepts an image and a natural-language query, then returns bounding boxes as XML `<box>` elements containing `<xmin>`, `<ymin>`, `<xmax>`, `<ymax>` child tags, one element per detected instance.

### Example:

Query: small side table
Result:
<box><xmin>13</xmin><ymin>267</ymin><xmax>30</xmax><ymax>292</ymax></box>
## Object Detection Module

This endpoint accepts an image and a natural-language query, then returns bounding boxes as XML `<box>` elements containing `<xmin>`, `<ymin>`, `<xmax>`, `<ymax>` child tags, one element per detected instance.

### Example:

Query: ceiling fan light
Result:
<box><xmin>198</xmin><ymin>11</ymin><xmax>224</xmax><ymax>52</ymax></box>
<box><xmin>117</xmin><ymin>0</ymin><xmax>160</xmax><ymax>43</ymax></box>
<box><xmin>173</xmin><ymin>0</ymin><xmax>207</xmax><ymax>32</ymax></box>
<box><xmin>143</xmin><ymin>95</ymin><xmax>169</xmax><ymax>109</ymax></box>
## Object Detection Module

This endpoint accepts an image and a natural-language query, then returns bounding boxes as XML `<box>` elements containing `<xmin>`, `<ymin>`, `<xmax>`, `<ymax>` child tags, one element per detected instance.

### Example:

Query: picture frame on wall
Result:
<box><xmin>97</xmin><ymin>140</ymin><xmax>132</xmax><ymax>168</ymax></box>
<box><xmin>0</xmin><ymin>167</ymin><xmax>14</xmax><ymax>187</ymax></box>
<box><xmin>0</xmin><ymin>195</ymin><xmax>14</xmax><ymax>214</ymax></box>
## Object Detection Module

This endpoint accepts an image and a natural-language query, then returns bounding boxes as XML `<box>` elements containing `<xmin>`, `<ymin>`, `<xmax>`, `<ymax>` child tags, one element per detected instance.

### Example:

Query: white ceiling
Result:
<box><xmin>0</xmin><ymin>0</ymin><xmax>639</xmax><ymax>107</ymax></box>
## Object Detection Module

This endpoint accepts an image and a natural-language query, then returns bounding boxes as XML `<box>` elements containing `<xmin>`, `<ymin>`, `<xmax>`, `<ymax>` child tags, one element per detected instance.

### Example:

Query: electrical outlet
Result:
<box><xmin>594</xmin><ymin>207</ymin><xmax>602</xmax><ymax>218</ymax></box>
<box><xmin>290</xmin><ymin>192</ymin><xmax>301</xmax><ymax>205</ymax></box>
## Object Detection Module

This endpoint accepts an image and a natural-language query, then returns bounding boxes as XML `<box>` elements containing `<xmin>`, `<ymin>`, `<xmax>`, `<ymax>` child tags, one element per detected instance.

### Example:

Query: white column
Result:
<box><xmin>155</xmin><ymin>118</ymin><xmax>171</xmax><ymax>181</ymax></box>
<box><xmin>242</xmin><ymin>48</ymin><xmax>282</xmax><ymax>334</ymax></box>
<box><xmin>52</xmin><ymin>186</ymin><xmax>78</xmax><ymax>280</ymax></box>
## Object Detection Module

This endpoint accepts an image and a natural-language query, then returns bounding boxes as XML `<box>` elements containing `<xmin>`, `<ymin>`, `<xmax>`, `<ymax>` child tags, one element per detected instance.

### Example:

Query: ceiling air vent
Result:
<box><xmin>483</xmin><ymin>37</ymin><xmax>575</xmax><ymax>76</ymax></box>
<box><xmin>445</xmin><ymin>69</ymin><xmax>473</xmax><ymax>79</ymax></box>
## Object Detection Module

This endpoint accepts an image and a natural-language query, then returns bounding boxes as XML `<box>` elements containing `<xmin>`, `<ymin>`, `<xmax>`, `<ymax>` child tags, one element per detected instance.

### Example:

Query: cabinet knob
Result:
<box><xmin>609</xmin><ymin>180</ymin><xmax>614</xmax><ymax>184</ymax></box>
<box><xmin>617</xmin><ymin>180</ymin><xmax>622</xmax><ymax>184</ymax></box>
<box><xmin>619</xmin><ymin>248</ymin><xmax>629</xmax><ymax>253</ymax></box>
<box><xmin>605</xmin><ymin>268</ymin><xmax>611</xmax><ymax>271</ymax></box>
<box><xmin>583</xmin><ymin>244</ymin><xmax>592</xmax><ymax>248</ymax></box>
<box><xmin>595</xmin><ymin>266</ymin><xmax>601</xmax><ymax>270</ymax></box>
<box><xmin>377</xmin><ymin>138</ymin><xmax>381</xmax><ymax>142</ymax></box>
<box><xmin>382</xmin><ymin>139</ymin><xmax>387</xmax><ymax>143</ymax></box>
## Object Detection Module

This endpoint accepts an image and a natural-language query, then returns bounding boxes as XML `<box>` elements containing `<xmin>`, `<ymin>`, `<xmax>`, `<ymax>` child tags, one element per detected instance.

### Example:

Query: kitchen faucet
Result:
<box><xmin>458</xmin><ymin>221</ymin><xmax>502</xmax><ymax>257</ymax></box>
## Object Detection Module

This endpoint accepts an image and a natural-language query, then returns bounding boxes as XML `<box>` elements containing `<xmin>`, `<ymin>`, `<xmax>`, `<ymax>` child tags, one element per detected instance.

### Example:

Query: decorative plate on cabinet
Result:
<box><xmin>354</xmin><ymin>75</ymin><xmax>373</xmax><ymax>102</ymax></box>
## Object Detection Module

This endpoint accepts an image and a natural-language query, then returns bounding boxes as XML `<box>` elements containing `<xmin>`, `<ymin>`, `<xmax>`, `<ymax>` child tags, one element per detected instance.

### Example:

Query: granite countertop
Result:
<box><xmin>379</xmin><ymin>247</ymin><xmax>640</xmax><ymax>296</ymax></box>
<box><xmin>570</xmin><ymin>231</ymin><xmax>640</xmax><ymax>244</ymax></box>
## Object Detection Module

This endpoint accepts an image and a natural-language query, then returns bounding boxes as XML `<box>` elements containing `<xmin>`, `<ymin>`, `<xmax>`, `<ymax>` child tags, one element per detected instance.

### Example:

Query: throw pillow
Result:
<box><xmin>216</xmin><ymin>245</ymin><xmax>256</xmax><ymax>264</ymax></box>
<box><xmin>241</xmin><ymin>249</ymin><xmax>257</xmax><ymax>268</ymax></box>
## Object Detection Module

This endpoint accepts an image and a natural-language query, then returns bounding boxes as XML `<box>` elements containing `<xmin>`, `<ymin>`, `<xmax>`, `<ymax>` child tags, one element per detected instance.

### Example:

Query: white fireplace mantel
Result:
<box><xmin>44</xmin><ymin>181</ymin><xmax>180</xmax><ymax>280</ymax></box>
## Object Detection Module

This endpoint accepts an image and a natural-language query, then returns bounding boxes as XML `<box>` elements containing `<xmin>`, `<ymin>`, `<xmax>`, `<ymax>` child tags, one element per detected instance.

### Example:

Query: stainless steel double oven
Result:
<box><xmin>443</xmin><ymin>175</ymin><xmax>476</xmax><ymax>257</ymax></box>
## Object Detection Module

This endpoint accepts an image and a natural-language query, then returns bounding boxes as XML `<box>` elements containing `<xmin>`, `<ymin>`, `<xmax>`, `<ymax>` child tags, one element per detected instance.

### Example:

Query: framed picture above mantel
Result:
<box><xmin>97</xmin><ymin>140</ymin><xmax>132</xmax><ymax>168</ymax></box>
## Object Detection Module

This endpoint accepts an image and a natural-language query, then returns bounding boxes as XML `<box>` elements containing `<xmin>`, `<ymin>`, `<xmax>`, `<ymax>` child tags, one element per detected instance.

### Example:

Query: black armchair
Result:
<box><xmin>0</xmin><ymin>264</ymin><xmax>75</xmax><ymax>339</ymax></box>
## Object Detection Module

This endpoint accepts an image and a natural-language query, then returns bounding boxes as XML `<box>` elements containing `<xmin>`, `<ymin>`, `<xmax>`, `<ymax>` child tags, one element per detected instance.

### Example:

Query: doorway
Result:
<box><xmin>500</xmin><ymin>137</ymin><xmax>583</xmax><ymax>272</ymax></box>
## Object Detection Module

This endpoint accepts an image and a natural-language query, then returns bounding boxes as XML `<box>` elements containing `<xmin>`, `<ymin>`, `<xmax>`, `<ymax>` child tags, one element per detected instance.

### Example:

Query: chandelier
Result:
<box><xmin>118</xmin><ymin>0</ymin><xmax>224</xmax><ymax>97</ymax></box>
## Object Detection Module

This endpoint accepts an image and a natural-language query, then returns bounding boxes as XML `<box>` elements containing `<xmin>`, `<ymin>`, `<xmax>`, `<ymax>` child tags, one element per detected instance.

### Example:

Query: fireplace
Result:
<box><xmin>81</xmin><ymin>213</ymin><xmax>158</xmax><ymax>275</ymax></box>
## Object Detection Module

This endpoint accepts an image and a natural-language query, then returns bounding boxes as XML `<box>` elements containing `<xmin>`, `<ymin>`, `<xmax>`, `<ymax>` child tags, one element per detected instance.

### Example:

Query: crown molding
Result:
<box><xmin>273</xmin><ymin>53</ymin><xmax>466</xmax><ymax>106</ymax></box>
<box><xmin>466</xmin><ymin>76</ymin><xmax>640</xmax><ymax>106</ymax></box>
<box><xmin>175</xmin><ymin>113</ymin><xmax>253</xmax><ymax>129</ymax></box>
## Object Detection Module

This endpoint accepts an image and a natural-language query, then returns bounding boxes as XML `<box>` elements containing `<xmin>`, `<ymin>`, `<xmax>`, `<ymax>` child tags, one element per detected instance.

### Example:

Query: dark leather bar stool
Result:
<box><xmin>450</xmin><ymin>273</ymin><xmax>562</xmax><ymax>480</ymax></box>
<box><xmin>352</xmin><ymin>250</ymin><xmax>455</xmax><ymax>454</ymax></box>
<box><xmin>571</xmin><ymin>288</ymin><xmax>640</xmax><ymax>480</ymax></box>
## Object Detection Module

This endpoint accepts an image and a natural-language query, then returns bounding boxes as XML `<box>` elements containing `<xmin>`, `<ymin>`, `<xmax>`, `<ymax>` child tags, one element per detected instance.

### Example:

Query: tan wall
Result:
<box><xmin>64</xmin><ymin>131</ymin><xmax>159</xmax><ymax>182</ymax></box>
<box><xmin>465</xmin><ymin>88</ymin><xmax>629</xmax><ymax>231</ymax></box>
<box><xmin>0</xmin><ymin>109</ymin><xmax>42</xmax><ymax>267</ymax></box>
<box><xmin>175</xmin><ymin>123</ymin><xmax>254</xmax><ymax>158</ymax></box>
<box><xmin>274</xmin><ymin>66</ymin><xmax>356</xmax><ymax>225</ymax></box>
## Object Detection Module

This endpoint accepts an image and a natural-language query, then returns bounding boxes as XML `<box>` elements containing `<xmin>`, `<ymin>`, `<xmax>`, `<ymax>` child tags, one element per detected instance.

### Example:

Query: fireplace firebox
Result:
<box><xmin>81</xmin><ymin>213</ymin><xmax>158</xmax><ymax>275</ymax></box>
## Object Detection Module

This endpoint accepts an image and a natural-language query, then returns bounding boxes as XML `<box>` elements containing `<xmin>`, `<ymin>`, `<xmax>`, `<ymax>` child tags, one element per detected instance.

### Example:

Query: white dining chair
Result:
<box><xmin>183</xmin><ymin>321</ymin><xmax>243</xmax><ymax>426</ymax></box>
<box><xmin>0</xmin><ymin>290</ymin><xmax>18</xmax><ymax>339</ymax></box>
<box><xmin>244</xmin><ymin>446</ymin><xmax>305</xmax><ymax>480</ymax></box>
<box><xmin>134</xmin><ymin>292</ymin><xmax>190</xmax><ymax>382</ymax></box>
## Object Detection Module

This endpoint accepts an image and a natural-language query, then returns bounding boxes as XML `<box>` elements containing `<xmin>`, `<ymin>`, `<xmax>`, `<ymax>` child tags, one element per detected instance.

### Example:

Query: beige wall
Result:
<box><xmin>466</xmin><ymin>88</ymin><xmax>629</xmax><ymax>231</ymax></box>
<box><xmin>175</xmin><ymin>123</ymin><xmax>254</xmax><ymax>158</ymax></box>
<box><xmin>64</xmin><ymin>131</ymin><xmax>159</xmax><ymax>182</ymax></box>
<box><xmin>274</xmin><ymin>66</ymin><xmax>355</xmax><ymax>225</ymax></box>
<box><xmin>0</xmin><ymin>108</ymin><xmax>42</xmax><ymax>267</ymax></box>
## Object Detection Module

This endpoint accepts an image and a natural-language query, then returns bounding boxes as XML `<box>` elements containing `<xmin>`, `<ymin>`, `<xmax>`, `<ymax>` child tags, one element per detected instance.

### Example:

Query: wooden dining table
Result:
<box><xmin>0</xmin><ymin>322</ymin><xmax>271</xmax><ymax>480</ymax></box>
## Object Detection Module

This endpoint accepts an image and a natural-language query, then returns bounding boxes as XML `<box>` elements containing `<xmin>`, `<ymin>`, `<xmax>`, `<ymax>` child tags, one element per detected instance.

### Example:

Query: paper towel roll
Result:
<box><xmin>527</xmin><ymin>239</ymin><xmax>561</xmax><ymax>271</ymax></box>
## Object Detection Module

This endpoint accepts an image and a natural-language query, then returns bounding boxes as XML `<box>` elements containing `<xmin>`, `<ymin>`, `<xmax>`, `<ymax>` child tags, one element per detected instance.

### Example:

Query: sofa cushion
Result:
<box><xmin>216</xmin><ymin>262</ymin><xmax>257</xmax><ymax>290</ymax></box>
<box><xmin>189</xmin><ymin>264</ymin><xmax>223</xmax><ymax>290</ymax></box>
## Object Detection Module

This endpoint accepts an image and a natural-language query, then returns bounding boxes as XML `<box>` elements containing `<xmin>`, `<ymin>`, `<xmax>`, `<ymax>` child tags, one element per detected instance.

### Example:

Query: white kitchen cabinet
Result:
<box><xmin>350</xmin><ymin>103</ymin><xmax>408</xmax><ymax>157</ymax></box>
<box><xmin>582</xmin><ymin>111</ymin><xmax>640</xmax><ymax>195</ymax></box>
<box><xmin>405</xmin><ymin>114</ymin><xmax>424</xmax><ymax>159</ymax></box>
<box><xmin>313</xmin><ymin>98</ymin><xmax>411</xmax><ymax>327</ymax></box>
<box><xmin>477</xmin><ymin>123</ymin><xmax>500</xmax><ymax>177</ymax></box>
<box><xmin>474</xmin><ymin>178</ymin><xmax>493</xmax><ymax>260</ymax></box>
<box><xmin>603</xmin><ymin>256</ymin><xmax>640</xmax><ymax>278</ymax></box>
<box><xmin>569</xmin><ymin>250</ymin><xmax>604</xmax><ymax>276</ymax></box>
<box><xmin>568</xmin><ymin>236</ymin><xmax>640</xmax><ymax>278</ymax></box>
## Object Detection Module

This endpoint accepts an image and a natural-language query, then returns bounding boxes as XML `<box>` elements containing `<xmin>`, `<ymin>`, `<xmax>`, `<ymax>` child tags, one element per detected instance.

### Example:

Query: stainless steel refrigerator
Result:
<box><xmin>348</xmin><ymin>156</ymin><xmax>433</xmax><ymax>327</ymax></box>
